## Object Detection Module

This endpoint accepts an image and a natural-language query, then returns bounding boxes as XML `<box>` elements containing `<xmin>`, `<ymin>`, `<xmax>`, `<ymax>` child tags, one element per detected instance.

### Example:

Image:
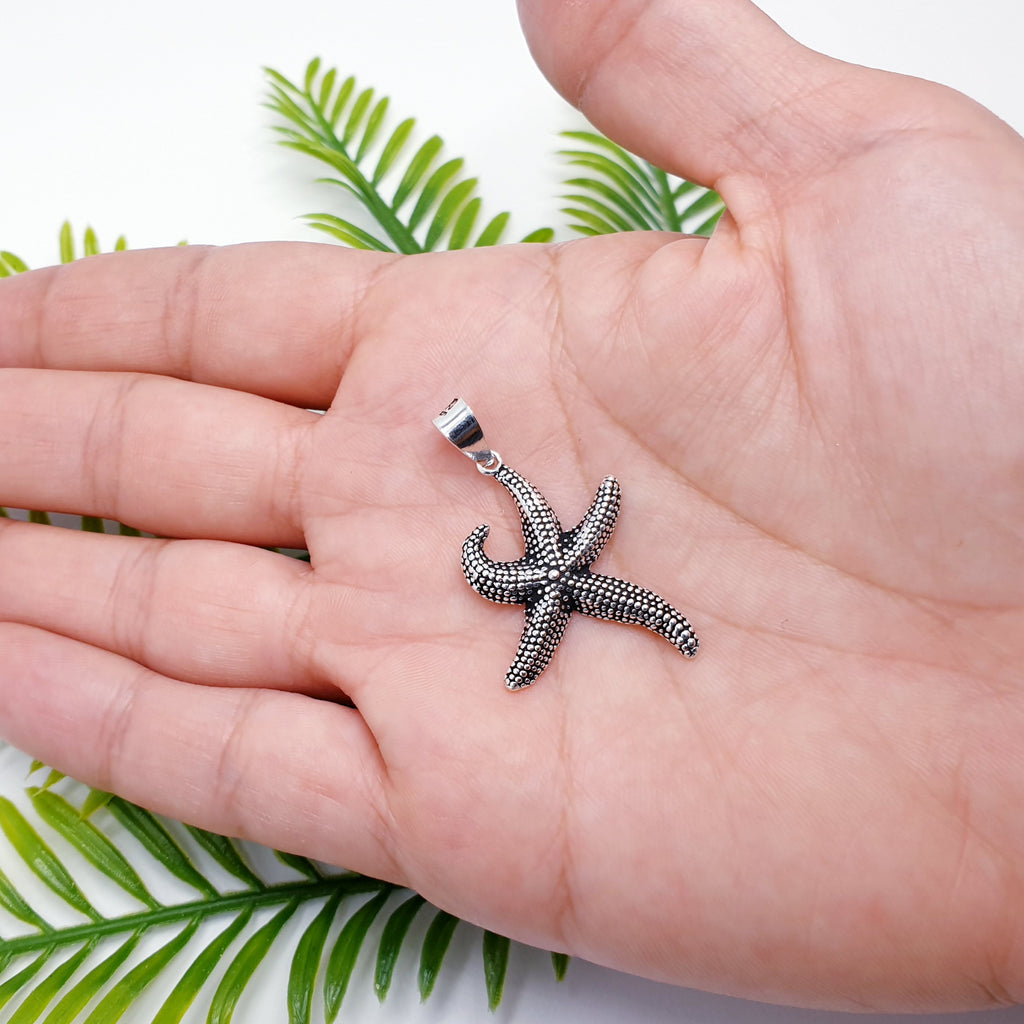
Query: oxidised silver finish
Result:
<box><xmin>435</xmin><ymin>399</ymin><xmax>699</xmax><ymax>690</ymax></box>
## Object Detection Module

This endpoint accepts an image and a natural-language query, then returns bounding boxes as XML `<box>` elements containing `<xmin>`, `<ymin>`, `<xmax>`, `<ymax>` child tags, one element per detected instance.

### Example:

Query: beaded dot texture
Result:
<box><xmin>462</xmin><ymin>463</ymin><xmax>699</xmax><ymax>690</ymax></box>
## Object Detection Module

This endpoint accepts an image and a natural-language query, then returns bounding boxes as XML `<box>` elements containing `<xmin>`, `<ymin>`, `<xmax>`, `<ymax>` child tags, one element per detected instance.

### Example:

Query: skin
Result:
<box><xmin>1</xmin><ymin>0</ymin><xmax>1023</xmax><ymax>1011</ymax></box>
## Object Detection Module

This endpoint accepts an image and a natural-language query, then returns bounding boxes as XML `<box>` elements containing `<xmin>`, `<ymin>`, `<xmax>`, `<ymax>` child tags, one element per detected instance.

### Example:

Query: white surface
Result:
<box><xmin>1</xmin><ymin>1</ymin><xmax>1023</xmax><ymax>1021</ymax></box>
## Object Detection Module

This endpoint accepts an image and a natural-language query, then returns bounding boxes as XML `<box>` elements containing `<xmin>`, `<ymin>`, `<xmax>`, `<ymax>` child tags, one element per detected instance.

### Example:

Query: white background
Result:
<box><xmin>1</xmin><ymin>1</ymin><xmax>1023</xmax><ymax>1022</ymax></box>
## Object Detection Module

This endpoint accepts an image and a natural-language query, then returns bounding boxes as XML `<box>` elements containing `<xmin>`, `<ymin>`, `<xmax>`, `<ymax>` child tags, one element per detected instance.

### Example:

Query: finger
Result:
<box><xmin>0</xmin><ymin>242</ymin><xmax>397</xmax><ymax>408</ymax></box>
<box><xmin>0</xmin><ymin>368</ymin><xmax>314</xmax><ymax>545</ymax></box>
<box><xmin>0</xmin><ymin>623</ymin><xmax>397</xmax><ymax>878</ymax></box>
<box><xmin>0</xmin><ymin>519</ymin><xmax>334</xmax><ymax>695</ymax></box>
<box><xmin>517</xmin><ymin>0</ymin><xmax>880</xmax><ymax>187</ymax></box>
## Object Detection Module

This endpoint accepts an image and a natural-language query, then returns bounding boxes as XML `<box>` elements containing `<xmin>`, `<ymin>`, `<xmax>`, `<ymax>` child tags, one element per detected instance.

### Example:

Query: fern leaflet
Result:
<box><xmin>560</xmin><ymin>129</ymin><xmax>725</xmax><ymax>237</ymax></box>
<box><xmin>265</xmin><ymin>58</ymin><xmax>554</xmax><ymax>253</ymax></box>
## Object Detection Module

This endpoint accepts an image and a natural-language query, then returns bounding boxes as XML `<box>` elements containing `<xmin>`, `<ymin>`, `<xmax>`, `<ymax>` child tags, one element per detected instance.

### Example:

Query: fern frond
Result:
<box><xmin>0</xmin><ymin>756</ymin><xmax>566</xmax><ymax>1020</ymax></box>
<box><xmin>265</xmin><ymin>60</ymin><xmax>552</xmax><ymax>252</ymax></box>
<box><xmin>560</xmin><ymin>129</ymin><xmax>725</xmax><ymax>237</ymax></box>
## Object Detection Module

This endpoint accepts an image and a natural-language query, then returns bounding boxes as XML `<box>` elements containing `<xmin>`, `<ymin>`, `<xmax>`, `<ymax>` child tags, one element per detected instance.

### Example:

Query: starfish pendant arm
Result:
<box><xmin>562</xmin><ymin>476</ymin><xmax>621</xmax><ymax>569</ymax></box>
<box><xmin>461</xmin><ymin>524</ymin><xmax>553</xmax><ymax>604</ymax></box>
<box><xmin>492</xmin><ymin>465</ymin><xmax>563</xmax><ymax>560</ymax></box>
<box><xmin>506</xmin><ymin>589</ymin><xmax>573</xmax><ymax>691</ymax></box>
<box><xmin>564</xmin><ymin>572</ymin><xmax>700</xmax><ymax>658</ymax></box>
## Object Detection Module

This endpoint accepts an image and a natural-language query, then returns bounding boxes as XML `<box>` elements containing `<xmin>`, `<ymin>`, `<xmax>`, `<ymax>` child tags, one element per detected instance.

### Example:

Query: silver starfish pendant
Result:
<box><xmin>434</xmin><ymin>399</ymin><xmax>699</xmax><ymax>690</ymax></box>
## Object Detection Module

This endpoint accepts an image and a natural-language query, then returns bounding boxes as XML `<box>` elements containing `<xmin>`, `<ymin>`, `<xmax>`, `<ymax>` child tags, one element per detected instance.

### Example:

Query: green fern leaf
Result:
<box><xmin>447</xmin><ymin>196</ymin><xmax>482</xmax><ymax>250</ymax></box>
<box><xmin>268</xmin><ymin>87</ymin><xmax>315</xmax><ymax>138</ymax></box>
<box><xmin>560</xmin><ymin>206</ymin><xmax>622</xmax><ymax>236</ymax></box>
<box><xmin>274</xmin><ymin>851</ymin><xmax>322</xmax><ymax>881</ymax></box>
<box><xmin>407</xmin><ymin>157</ymin><xmax>463</xmax><ymax>231</ymax></box>
<box><xmin>684</xmin><ymin>187</ymin><xmax>727</xmax><ymax>220</ymax></box>
<box><xmin>474</xmin><ymin>211</ymin><xmax>510</xmax><ymax>247</ymax></box>
<box><xmin>560</xmin><ymin>129</ymin><xmax>725</xmax><ymax>237</ymax></box>
<box><xmin>58</xmin><ymin>222</ymin><xmax>75</xmax><ymax>264</ymax></box>
<box><xmin>0</xmin><ymin>865</ymin><xmax>52</xmax><ymax>932</ymax></box>
<box><xmin>262</xmin><ymin>65</ymin><xmax>296</xmax><ymax>94</ymax></box>
<box><xmin>0</xmin><ymin>798</ymin><xmax>101</xmax><ymax>922</ymax></box>
<box><xmin>562</xmin><ymin>130</ymin><xmax>661</xmax><ymax>202</ymax></box>
<box><xmin>78</xmin><ymin>790</ymin><xmax>114</xmax><ymax>820</ymax></box>
<box><xmin>551</xmin><ymin>951</ymin><xmax>570</xmax><ymax>981</ymax></box>
<box><xmin>208</xmin><ymin>901</ymin><xmax>298</xmax><ymax>1024</ymax></box>
<box><xmin>0</xmin><ymin>250</ymin><xmax>29</xmax><ymax>275</ymax></box>
<box><xmin>39</xmin><ymin>770</ymin><xmax>65</xmax><ymax>791</ymax></box>
<box><xmin>0</xmin><ymin>951</ymin><xmax>52</xmax><ymax>1011</ymax></box>
<box><xmin>694</xmin><ymin>207</ymin><xmax>726</xmax><ymax>235</ymax></box>
<box><xmin>418</xmin><ymin>909</ymin><xmax>459</xmax><ymax>1002</ymax></box>
<box><xmin>373</xmin><ymin>117</ymin><xmax>415</xmax><ymax>185</ymax></box>
<box><xmin>265</xmin><ymin>62</ymin><xmax>551</xmax><ymax>253</ymax></box>
<box><xmin>6</xmin><ymin>941</ymin><xmax>95</xmax><ymax>1024</ymax></box>
<box><xmin>287</xmin><ymin>891</ymin><xmax>342</xmax><ymax>1024</ymax></box>
<box><xmin>342</xmin><ymin>87</ymin><xmax>376</xmax><ymax>148</ymax></box>
<box><xmin>391</xmin><ymin>136</ymin><xmax>444</xmax><ymax>212</ymax></box>
<box><xmin>560</xmin><ymin>150</ymin><xmax>660</xmax><ymax>221</ymax></box>
<box><xmin>374</xmin><ymin>893</ymin><xmax>426</xmax><ymax>1002</ymax></box>
<box><xmin>483</xmin><ymin>931</ymin><xmax>511</xmax><ymax>1012</ymax></box>
<box><xmin>328</xmin><ymin>76</ymin><xmax>356</xmax><ymax>129</ymax></box>
<box><xmin>29</xmin><ymin>790</ymin><xmax>160</xmax><ymax>909</ymax></box>
<box><xmin>304</xmin><ymin>214</ymin><xmax>391</xmax><ymax>252</ymax></box>
<box><xmin>561</xmin><ymin>193</ymin><xmax>634</xmax><ymax>232</ymax></box>
<box><xmin>424</xmin><ymin>177</ymin><xmax>477</xmax><ymax>251</ymax></box>
<box><xmin>184</xmin><ymin>826</ymin><xmax>264</xmax><ymax>891</ymax></box>
<box><xmin>324</xmin><ymin>889</ymin><xmax>390</xmax><ymax>1021</ymax></box>
<box><xmin>356</xmin><ymin>97</ymin><xmax>390</xmax><ymax>164</ymax></box>
<box><xmin>563</xmin><ymin>177</ymin><xmax>654</xmax><ymax>230</ymax></box>
<box><xmin>302</xmin><ymin>57</ymin><xmax>321</xmax><ymax>94</ymax></box>
<box><xmin>81</xmin><ymin>921</ymin><xmax>198</xmax><ymax>1024</ymax></box>
<box><xmin>42</xmin><ymin>932</ymin><xmax>142</xmax><ymax>1024</ymax></box>
<box><xmin>150</xmin><ymin>909</ymin><xmax>253</xmax><ymax>1024</ymax></box>
<box><xmin>106</xmin><ymin>798</ymin><xmax>219</xmax><ymax>899</ymax></box>
<box><xmin>316</xmin><ymin>67</ymin><xmax>336</xmax><ymax>111</ymax></box>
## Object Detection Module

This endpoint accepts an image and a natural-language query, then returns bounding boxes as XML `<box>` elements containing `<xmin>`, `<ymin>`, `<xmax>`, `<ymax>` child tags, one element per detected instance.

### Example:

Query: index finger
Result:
<box><xmin>0</xmin><ymin>242</ymin><xmax>398</xmax><ymax>409</ymax></box>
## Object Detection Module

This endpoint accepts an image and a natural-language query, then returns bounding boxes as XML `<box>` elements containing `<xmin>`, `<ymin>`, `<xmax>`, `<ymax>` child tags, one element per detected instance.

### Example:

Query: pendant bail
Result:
<box><xmin>434</xmin><ymin>398</ymin><xmax>502</xmax><ymax>473</ymax></box>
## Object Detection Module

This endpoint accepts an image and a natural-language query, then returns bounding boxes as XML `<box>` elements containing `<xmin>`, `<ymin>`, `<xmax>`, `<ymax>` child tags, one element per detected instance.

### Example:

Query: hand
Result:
<box><xmin>2</xmin><ymin>0</ymin><xmax>1023</xmax><ymax>1011</ymax></box>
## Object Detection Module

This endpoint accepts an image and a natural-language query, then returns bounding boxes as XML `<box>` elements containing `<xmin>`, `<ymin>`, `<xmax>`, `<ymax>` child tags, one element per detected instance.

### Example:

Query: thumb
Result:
<box><xmin>517</xmin><ymin>0</ymin><xmax>886</xmax><ymax>191</ymax></box>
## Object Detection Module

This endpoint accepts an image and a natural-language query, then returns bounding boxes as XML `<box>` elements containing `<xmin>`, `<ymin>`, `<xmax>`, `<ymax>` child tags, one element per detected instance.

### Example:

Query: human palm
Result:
<box><xmin>2</xmin><ymin>0</ymin><xmax>1023</xmax><ymax>1012</ymax></box>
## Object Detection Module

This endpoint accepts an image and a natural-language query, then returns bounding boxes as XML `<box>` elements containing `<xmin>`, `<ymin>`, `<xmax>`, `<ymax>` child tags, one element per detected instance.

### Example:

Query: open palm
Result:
<box><xmin>2</xmin><ymin>0</ymin><xmax>1023</xmax><ymax>1012</ymax></box>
